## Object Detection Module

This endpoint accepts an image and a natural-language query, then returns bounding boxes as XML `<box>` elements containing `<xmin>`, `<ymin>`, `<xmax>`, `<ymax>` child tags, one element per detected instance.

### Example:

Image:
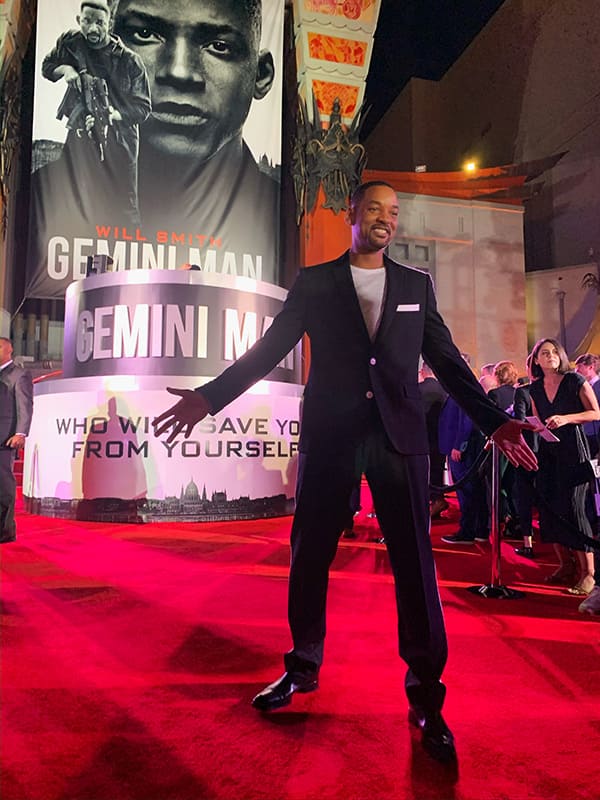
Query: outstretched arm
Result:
<box><xmin>420</xmin><ymin>275</ymin><xmax>538</xmax><ymax>470</ymax></box>
<box><xmin>152</xmin><ymin>269</ymin><xmax>309</xmax><ymax>443</ymax></box>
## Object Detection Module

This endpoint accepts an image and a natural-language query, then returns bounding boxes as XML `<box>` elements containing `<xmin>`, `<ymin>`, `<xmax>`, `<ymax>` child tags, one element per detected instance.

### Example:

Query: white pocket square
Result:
<box><xmin>396</xmin><ymin>303</ymin><xmax>420</xmax><ymax>312</ymax></box>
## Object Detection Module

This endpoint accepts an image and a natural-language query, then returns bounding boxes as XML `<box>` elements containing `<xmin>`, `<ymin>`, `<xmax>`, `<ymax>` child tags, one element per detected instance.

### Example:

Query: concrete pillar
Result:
<box><xmin>39</xmin><ymin>300</ymin><xmax>49</xmax><ymax>360</ymax></box>
<box><xmin>12</xmin><ymin>313</ymin><xmax>24</xmax><ymax>355</ymax></box>
<box><xmin>26</xmin><ymin>312</ymin><xmax>37</xmax><ymax>359</ymax></box>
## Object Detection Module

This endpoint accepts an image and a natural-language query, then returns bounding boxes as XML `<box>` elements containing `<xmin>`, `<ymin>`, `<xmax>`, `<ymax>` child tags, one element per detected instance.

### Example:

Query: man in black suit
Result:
<box><xmin>0</xmin><ymin>338</ymin><xmax>33</xmax><ymax>544</ymax></box>
<box><xmin>152</xmin><ymin>181</ymin><xmax>537</xmax><ymax>763</ymax></box>
<box><xmin>575</xmin><ymin>353</ymin><xmax>600</xmax><ymax>457</ymax></box>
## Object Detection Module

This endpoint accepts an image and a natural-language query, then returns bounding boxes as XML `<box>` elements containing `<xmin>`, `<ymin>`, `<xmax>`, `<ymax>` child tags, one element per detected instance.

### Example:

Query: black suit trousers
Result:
<box><xmin>0</xmin><ymin>448</ymin><xmax>17</xmax><ymax>537</ymax></box>
<box><xmin>286</xmin><ymin>413</ymin><xmax>448</xmax><ymax>712</ymax></box>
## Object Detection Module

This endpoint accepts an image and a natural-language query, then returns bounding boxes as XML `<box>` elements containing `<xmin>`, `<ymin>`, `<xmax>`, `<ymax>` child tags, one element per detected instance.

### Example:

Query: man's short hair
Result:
<box><xmin>350</xmin><ymin>181</ymin><xmax>395</xmax><ymax>207</ymax></box>
<box><xmin>81</xmin><ymin>1</ymin><xmax>110</xmax><ymax>16</ymax></box>
<box><xmin>575</xmin><ymin>353</ymin><xmax>600</xmax><ymax>370</ymax></box>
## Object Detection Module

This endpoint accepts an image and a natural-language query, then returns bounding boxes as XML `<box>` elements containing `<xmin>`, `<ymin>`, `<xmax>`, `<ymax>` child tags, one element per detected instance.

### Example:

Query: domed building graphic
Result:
<box><xmin>139</xmin><ymin>477</ymin><xmax>293</xmax><ymax>522</ymax></box>
<box><xmin>183</xmin><ymin>479</ymin><xmax>201</xmax><ymax>501</ymax></box>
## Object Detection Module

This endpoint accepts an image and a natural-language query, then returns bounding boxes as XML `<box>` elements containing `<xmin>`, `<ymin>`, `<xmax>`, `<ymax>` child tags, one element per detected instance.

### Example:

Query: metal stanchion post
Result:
<box><xmin>468</xmin><ymin>441</ymin><xmax>525</xmax><ymax>599</ymax></box>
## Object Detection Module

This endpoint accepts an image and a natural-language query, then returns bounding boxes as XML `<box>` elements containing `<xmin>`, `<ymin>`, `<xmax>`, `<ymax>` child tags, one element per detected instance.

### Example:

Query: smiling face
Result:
<box><xmin>348</xmin><ymin>184</ymin><xmax>399</xmax><ymax>254</ymax></box>
<box><xmin>113</xmin><ymin>0</ymin><xmax>274</xmax><ymax>161</ymax></box>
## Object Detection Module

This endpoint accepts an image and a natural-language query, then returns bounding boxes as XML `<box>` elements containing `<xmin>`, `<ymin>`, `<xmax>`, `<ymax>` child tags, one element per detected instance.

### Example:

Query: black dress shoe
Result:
<box><xmin>409</xmin><ymin>707</ymin><xmax>457</xmax><ymax>763</ymax></box>
<box><xmin>514</xmin><ymin>546</ymin><xmax>535</xmax><ymax>558</ymax></box>
<box><xmin>441</xmin><ymin>533</ymin><xmax>475</xmax><ymax>545</ymax></box>
<box><xmin>252</xmin><ymin>671</ymin><xmax>319</xmax><ymax>711</ymax></box>
<box><xmin>0</xmin><ymin>532</ymin><xmax>16</xmax><ymax>544</ymax></box>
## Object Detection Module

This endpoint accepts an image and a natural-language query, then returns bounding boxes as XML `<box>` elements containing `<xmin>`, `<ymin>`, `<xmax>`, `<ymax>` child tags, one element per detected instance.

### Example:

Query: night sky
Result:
<box><xmin>362</xmin><ymin>0</ymin><xmax>506</xmax><ymax>137</ymax></box>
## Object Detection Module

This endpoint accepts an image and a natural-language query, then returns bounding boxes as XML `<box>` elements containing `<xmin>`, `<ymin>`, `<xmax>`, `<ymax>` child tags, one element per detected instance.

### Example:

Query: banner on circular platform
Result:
<box><xmin>23</xmin><ymin>377</ymin><xmax>302</xmax><ymax>523</ymax></box>
<box><xmin>62</xmin><ymin>271</ymin><xmax>302</xmax><ymax>381</ymax></box>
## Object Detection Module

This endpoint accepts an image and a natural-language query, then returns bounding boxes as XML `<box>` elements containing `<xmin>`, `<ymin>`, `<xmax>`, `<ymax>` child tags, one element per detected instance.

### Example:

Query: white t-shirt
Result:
<box><xmin>350</xmin><ymin>265</ymin><xmax>386</xmax><ymax>340</ymax></box>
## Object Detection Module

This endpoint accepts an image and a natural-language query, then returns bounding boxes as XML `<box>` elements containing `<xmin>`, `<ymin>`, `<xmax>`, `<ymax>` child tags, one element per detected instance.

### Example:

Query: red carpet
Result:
<box><xmin>1</xmin><ymin>496</ymin><xmax>599</xmax><ymax>800</ymax></box>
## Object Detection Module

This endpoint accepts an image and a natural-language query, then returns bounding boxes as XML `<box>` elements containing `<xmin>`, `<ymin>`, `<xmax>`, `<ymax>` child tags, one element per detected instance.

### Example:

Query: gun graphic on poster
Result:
<box><xmin>57</xmin><ymin>70</ymin><xmax>111</xmax><ymax>161</ymax></box>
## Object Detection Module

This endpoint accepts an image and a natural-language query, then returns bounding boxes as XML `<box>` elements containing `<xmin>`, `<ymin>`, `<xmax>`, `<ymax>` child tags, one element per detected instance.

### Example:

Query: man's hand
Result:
<box><xmin>152</xmin><ymin>388</ymin><xmax>212</xmax><ymax>444</ymax></box>
<box><xmin>108</xmin><ymin>106</ymin><xmax>122</xmax><ymax>123</ymax></box>
<box><xmin>450</xmin><ymin>448</ymin><xmax>462</xmax><ymax>463</ymax></box>
<box><xmin>57</xmin><ymin>65</ymin><xmax>81</xmax><ymax>90</ymax></box>
<box><xmin>5</xmin><ymin>434</ymin><xmax>26</xmax><ymax>450</ymax></box>
<box><xmin>490</xmin><ymin>420</ymin><xmax>538</xmax><ymax>470</ymax></box>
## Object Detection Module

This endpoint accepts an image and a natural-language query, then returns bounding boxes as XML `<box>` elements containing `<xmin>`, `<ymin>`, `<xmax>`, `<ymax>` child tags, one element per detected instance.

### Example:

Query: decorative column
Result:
<box><xmin>292</xmin><ymin>0</ymin><xmax>382</xmax><ymax>264</ymax></box>
<box><xmin>0</xmin><ymin>0</ymin><xmax>35</xmax><ymax>328</ymax></box>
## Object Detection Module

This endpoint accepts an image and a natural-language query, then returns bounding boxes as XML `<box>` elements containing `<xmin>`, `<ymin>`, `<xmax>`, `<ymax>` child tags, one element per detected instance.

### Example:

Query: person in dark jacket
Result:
<box><xmin>438</xmin><ymin>393</ymin><xmax>489</xmax><ymax>545</ymax></box>
<box><xmin>41</xmin><ymin>0</ymin><xmax>151</xmax><ymax>226</ymax></box>
<box><xmin>152</xmin><ymin>181</ymin><xmax>537</xmax><ymax>763</ymax></box>
<box><xmin>0</xmin><ymin>339</ymin><xmax>33</xmax><ymax>544</ymax></box>
<box><xmin>575</xmin><ymin>353</ymin><xmax>600</xmax><ymax>457</ymax></box>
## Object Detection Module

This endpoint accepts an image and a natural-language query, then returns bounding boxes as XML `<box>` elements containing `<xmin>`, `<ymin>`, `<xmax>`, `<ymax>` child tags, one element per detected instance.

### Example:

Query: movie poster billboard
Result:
<box><xmin>26</xmin><ymin>0</ymin><xmax>283</xmax><ymax>300</ymax></box>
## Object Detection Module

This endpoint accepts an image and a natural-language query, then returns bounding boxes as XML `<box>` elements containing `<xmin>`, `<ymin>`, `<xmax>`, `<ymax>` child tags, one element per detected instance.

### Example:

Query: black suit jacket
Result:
<box><xmin>201</xmin><ymin>251</ymin><xmax>508</xmax><ymax>454</ymax></box>
<box><xmin>0</xmin><ymin>362</ymin><xmax>33</xmax><ymax>448</ymax></box>
<box><xmin>488</xmin><ymin>384</ymin><xmax>516</xmax><ymax>413</ymax></box>
<box><xmin>513</xmin><ymin>384</ymin><xmax>538</xmax><ymax>451</ymax></box>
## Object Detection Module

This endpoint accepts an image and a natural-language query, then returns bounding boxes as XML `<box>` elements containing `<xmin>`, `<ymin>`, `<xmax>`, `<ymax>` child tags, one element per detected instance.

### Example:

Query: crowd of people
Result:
<box><xmin>424</xmin><ymin>342</ymin><xmax>600</xmax><ymax>616</ymax></box>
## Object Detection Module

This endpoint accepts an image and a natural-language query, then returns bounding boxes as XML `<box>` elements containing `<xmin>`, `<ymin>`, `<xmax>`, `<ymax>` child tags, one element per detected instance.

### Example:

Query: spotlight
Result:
<box><xmin>463</xmin><ymin>160</ymin><xmax>478</xmax><ymax>174</ymax></box>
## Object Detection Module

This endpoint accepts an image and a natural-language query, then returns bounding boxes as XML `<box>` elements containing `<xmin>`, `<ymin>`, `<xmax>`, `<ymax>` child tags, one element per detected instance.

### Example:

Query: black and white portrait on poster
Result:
<box><xmin>26</xmin><ymin>0</ymin><xmax>283</xmax><ymax>299</ymax></box>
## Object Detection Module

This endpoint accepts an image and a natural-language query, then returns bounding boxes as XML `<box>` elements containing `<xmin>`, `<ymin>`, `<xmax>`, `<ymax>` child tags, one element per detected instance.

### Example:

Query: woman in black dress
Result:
<box><xmin>529</xmin><ymin>338</ymin><xmax>600</xmax><ymax>594</ymax></box>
